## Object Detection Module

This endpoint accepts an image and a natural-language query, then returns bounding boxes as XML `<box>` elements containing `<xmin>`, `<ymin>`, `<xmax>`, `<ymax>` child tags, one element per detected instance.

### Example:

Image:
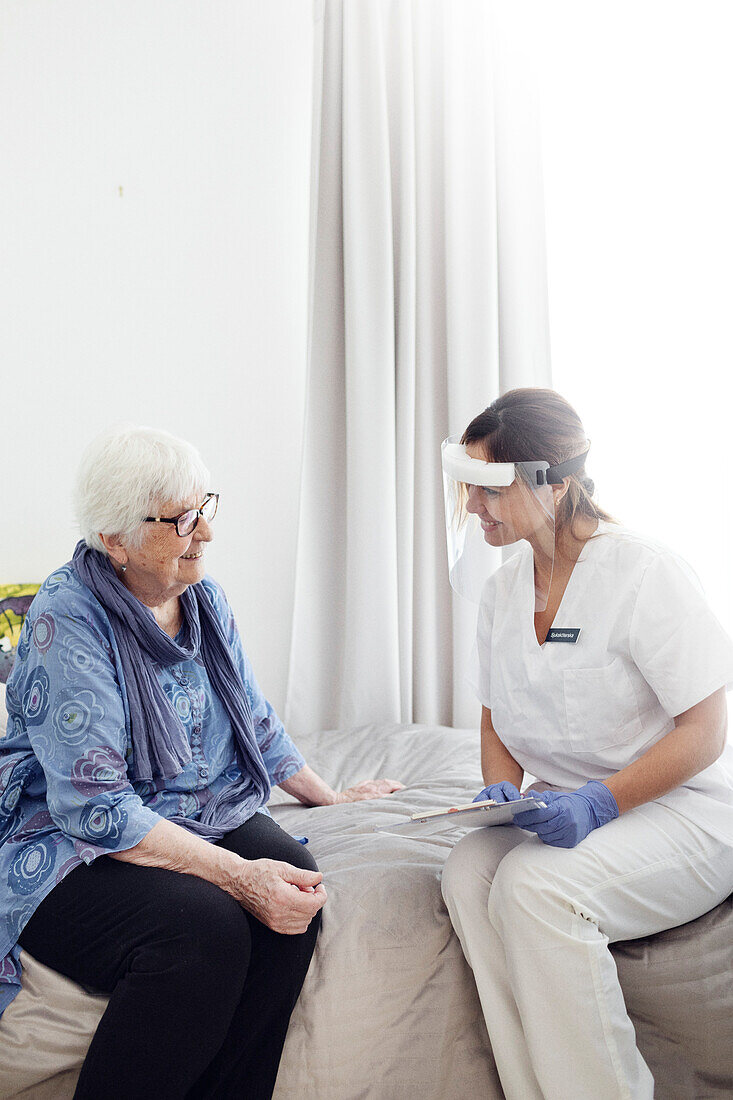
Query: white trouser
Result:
<box><xmin>441</xmin><ymin>800</ymin><xmax>733</xmax><ymax>1100</ymax></box>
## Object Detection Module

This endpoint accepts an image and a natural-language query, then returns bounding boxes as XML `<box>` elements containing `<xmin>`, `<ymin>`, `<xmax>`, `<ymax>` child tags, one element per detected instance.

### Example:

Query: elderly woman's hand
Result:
<box><xmin>278</xmin><ymin>764</ymin><xmax>405</xmax><ymax>807</ymax></box>
<box><xmin>231</xmin><ymin>859</ymin><xmax>327</xmax><ymax>935</ymax></box>
<box><xmin>336</xmin><ymin>778</ymin><xmax>405</xmax><ymax>803</ymax></box>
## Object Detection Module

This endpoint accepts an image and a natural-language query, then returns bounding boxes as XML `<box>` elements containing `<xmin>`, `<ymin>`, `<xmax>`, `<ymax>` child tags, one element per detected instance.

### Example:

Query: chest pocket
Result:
<box><xmin>563</xmin><ymin>657</ymin><xmax>643</xmax><ymax>753</ymax></box>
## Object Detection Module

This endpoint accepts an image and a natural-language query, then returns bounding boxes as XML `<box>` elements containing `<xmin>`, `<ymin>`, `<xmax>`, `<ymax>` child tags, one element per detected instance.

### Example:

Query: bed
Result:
<box><xmin>0</xmin><ymin>721</ymin><xmax>732</xmax><ymax>1099</ymax></box>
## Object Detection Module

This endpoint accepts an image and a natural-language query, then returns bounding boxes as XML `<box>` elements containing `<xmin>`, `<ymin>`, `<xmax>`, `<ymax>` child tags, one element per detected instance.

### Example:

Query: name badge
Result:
<box><xmin>546</xmin><ymin>628</ymin><xmax>580</xmax><ymax>644</ymax></box>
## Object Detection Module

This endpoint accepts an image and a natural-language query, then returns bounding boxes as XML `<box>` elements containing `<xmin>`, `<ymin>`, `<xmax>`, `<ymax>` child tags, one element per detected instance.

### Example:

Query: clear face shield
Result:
<box><xmin>441</xmin><ymin>437</ymin><xmax>558</xmax><ymax>612</ymax></box>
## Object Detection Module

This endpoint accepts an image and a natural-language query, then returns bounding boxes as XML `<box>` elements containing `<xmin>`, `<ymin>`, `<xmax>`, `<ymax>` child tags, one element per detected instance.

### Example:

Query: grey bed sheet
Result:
<box><xmin>0</xmin><ymin>723</ymin><xmax>731</xmax><ymax>1100</ymax></box>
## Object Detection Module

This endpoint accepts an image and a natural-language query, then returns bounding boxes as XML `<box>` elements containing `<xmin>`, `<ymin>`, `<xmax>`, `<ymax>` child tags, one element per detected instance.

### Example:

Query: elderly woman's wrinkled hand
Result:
<box><xmin>337</xmin><ymin>778</ymin><xmax>405</xmax><ymax>803</ymax></box>
<box><xmin>233</xmin><ymin>859</ymin><xmax>327</xmax><ymax>935</ymax></box>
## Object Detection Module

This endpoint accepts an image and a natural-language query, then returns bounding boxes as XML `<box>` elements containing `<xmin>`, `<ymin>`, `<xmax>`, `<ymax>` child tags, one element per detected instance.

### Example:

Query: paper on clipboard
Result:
<box><xmin>374</xmin><ymin>798</ymin><xmax>546</xmax><ymax>837</ymax></box>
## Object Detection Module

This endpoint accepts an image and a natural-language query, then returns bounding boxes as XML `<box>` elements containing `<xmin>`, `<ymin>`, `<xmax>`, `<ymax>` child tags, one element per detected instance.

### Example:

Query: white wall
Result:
<box><xmin>0</xmin><ymin>1</ymin><xmax>314</xmax><ymax>712</ymax></box>
<box><xmin>533</xmin><ymin>1</ymin><xmax>733</xmax><ymax>632</ymax></box>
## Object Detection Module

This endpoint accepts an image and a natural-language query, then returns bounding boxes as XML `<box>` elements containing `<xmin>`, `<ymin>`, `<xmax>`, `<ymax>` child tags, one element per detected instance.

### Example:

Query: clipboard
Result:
<box><xmin>374</xmin><ymin>797</ymin><xmax>546</xmax><ymax>837</ymax></box>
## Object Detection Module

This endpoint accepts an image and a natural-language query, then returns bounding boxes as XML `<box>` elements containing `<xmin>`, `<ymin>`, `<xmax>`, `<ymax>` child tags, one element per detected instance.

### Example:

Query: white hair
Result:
<box><xmin>74</xmin><ymin>425</ymin><xmax>211</xmax><ymax>553</ymax></box>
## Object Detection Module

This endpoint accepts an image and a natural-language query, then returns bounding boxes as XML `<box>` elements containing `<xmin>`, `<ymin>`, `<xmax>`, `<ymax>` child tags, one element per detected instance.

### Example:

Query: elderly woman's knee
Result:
<box><xmin>151</xmin><ymin>874</ymin><xmax>251</xmax><ymax>968</ymax></box>
<box><xmin>287</xmin><ymin>842</ymin><xmax>319</xmax><ymax>874</ymax></box>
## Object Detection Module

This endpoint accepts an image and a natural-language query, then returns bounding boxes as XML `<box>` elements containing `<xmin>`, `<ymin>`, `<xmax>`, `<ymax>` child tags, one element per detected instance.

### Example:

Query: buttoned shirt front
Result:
<box><xmin>475</xmin><ymin>523</ymin><xmax>733</xmax><ymax>843</ymax></box>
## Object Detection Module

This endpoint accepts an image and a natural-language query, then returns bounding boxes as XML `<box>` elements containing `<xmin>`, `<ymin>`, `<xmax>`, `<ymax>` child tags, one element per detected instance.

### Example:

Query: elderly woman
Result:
<box><xmin>0</xmin><ymin>426</ymin><xmax>402</xmax><ymax>1100</ymax></box>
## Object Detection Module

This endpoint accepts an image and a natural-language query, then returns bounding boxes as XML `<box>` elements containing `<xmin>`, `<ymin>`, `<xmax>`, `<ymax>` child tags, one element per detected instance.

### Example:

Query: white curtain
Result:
<box><xmin>285</xmin><ymin>0</ymin><xmax>550</xmax><ymax>735</ymax></box>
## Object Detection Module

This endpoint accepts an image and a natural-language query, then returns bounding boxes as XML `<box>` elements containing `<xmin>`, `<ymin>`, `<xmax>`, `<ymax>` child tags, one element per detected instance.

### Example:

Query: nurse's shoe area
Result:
<box><xmin>1</xmin><ymin>719</ymin><xmax>732</xmax><ymax>1099</ymax></box>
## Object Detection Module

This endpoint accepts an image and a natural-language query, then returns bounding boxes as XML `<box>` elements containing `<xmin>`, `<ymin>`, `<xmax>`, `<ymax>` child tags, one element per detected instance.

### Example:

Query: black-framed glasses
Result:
<box><xmin>144</xmin><ymin>493</ymin><xmax>219</xmax><ymax>537</ymax></box>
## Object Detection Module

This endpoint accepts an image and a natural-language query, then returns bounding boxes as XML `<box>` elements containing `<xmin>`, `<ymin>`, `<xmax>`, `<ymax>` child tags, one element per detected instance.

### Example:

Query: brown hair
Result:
<box><xmin>461</xmin><ymin>388</ymin><xmax>616</xmax><ymax>536</ymax></box>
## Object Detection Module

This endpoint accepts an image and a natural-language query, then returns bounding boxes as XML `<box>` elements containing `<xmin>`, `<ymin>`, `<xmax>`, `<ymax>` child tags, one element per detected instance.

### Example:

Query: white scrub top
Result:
<box><xmin>475</xmin><ymin>522</ymin><xmax>733</xmax><ymax>845</ymax></box>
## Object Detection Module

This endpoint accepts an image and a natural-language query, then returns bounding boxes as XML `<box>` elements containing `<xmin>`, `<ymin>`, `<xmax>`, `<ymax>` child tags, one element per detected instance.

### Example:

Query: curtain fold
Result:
<box><xmin>286</xmin><ymin>0</ymin><xmax>550</xmax><ymax>735</ymax></box>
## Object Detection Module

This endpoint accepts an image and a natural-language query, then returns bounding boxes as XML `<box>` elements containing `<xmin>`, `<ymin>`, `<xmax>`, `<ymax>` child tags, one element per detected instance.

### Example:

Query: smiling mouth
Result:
<box><xmin>181</xmin><ymin>550</ymin><xmax>203</xmax><ymax>560</ymax></box>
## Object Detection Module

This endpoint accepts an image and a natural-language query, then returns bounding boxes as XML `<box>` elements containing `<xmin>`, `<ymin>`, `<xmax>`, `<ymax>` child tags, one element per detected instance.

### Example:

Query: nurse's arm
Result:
<box><xmin>481</xmin><ymin>706</ymin><xmax>525</xmax><ymax>789</ymax></box>
<box><xmin>602</xmin><ymin>687</ymin><xmax>728</xmax><ymax>814</ymax></box>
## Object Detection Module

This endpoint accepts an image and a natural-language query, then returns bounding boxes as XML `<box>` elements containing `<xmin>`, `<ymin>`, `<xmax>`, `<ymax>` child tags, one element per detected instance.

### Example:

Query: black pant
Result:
<box><xmin>18</xmin><ymin>812</ymin><xmax>320</xmax><ymax>1100</ymax></box>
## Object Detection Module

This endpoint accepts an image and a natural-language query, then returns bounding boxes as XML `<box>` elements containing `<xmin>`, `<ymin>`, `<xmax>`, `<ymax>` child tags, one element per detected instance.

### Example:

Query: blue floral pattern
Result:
<box><xmin>3</xmin><ymin>682</ymin><xmax>25</xmax><ymax>740</ymax></box>
<box><xmin>42</xmin><ymin>567</ymin><xmax>72</xmax><ymax>595</ymax></box>
<box><xmin>23</xmin><ymin>669</ymin><xmax>50</xmax><ymax>726</ymax></box>
<box><xmin>6</xmin><ymin>901</ymin><xmax>34</xmax><ymax>939</ymax></box>
<box><xmin>15</xmin><ymin>629</ymin><xmax>29</xmax><ymax>666</ymax></box>
<box><xmin>58</xmin><ymin>633</ymin><xmax>106</xmax><ymax>682</ymax></box>
<box><xmin>270</xmin><ymin>753</ymin><xmax>306</xmax><ymax>785</ymax></box>
<box><xmin>164</xmin><ymin>683</ymin><xmax>192</xmax><ymax>723</ymax></box>
<box><xmin>0</xmin><ymin>806</ymin><xmax>21</xmax><ymax>848</ymax></box>
<box><xmin>70</xmin><ymin>747</ymin><xmax>128</xmax><ymax>797</ymax></box>
<box><xmin>0</xmin><ymin>757</ymin><xmax>40</xmax><ymax>845</ymax></box>
<box><xmin>51</xmin><ymin>689</ymin><xmax>104</xmax><ymax>746</ymax></box>
<box><xmin>79</xmin><ymin>797</ymin><xmax>129</xmax><ymax>849</ymax></box>
<box><xmin>7</xmin><ymin>810</ymin><xmax>54</xmax><ymax>844</ymax></box>
<box><xmin>7</xmin><ymin>838</ymin><xmax>56</xmax><ymax>896</ymax></box>
<box><xmin>73</xmin><ymin>839</ymin><xmax>107</xmax><ymax>865</ymax></box>
<box><xmin>31</xmin><ymin>614</ymin><xmax>55</xmax><ymax>655</ymax></box>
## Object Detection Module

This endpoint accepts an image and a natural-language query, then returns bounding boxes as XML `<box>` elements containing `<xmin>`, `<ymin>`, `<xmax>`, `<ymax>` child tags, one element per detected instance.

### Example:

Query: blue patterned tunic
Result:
<box><xmin>0</xmin><ymin>564</ymin><xmax>306</xmax><ymax>1014</ymax></box>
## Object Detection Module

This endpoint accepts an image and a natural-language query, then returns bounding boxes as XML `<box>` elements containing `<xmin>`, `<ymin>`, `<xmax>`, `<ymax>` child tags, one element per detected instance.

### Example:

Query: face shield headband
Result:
<box><xmin>440</xmin><ymin>437</ymin><xmax>590</xmax><ymax>612</ymax></box>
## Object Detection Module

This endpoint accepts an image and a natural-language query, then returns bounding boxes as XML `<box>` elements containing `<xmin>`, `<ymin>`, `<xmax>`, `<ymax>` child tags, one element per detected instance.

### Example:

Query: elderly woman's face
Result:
<box><xmin>121</xmin><ymin>494</ymin><xmax>213</xmax><ymax>604</ymax></box>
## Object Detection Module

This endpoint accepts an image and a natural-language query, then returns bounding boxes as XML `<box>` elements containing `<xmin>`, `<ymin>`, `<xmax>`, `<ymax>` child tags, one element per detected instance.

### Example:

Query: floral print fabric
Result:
<box><xmin>0</xmin><ymin>565</ymin><xmax>305</xmax><ymax>1014</ymax></box>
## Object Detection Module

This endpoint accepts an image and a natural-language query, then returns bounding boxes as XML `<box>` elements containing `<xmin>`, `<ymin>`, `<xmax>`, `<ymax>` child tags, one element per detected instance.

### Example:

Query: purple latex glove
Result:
<box><xmin>512</xmin><ymin>781</ymin><xmax>619</xmax><ymax>848</ymax></box>
<box><xmin>473</xmin><ymin>781</ymin><xmax>521</xmax><ymax>805</ymax></box>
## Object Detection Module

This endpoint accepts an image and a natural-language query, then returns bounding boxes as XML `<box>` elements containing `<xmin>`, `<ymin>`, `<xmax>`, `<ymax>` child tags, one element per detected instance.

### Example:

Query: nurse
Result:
<box><xmin>440</xmin><ymin>387</ymin><xmax>733</xmax><ymax>1100</ymax></box>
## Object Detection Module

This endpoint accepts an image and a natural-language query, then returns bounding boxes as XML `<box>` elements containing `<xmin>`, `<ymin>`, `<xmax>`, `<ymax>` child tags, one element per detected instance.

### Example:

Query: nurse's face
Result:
<box><xmin>464</xmin><ymin>442</ymin><xmax>548</xmax><ymax>548</ymax></box>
